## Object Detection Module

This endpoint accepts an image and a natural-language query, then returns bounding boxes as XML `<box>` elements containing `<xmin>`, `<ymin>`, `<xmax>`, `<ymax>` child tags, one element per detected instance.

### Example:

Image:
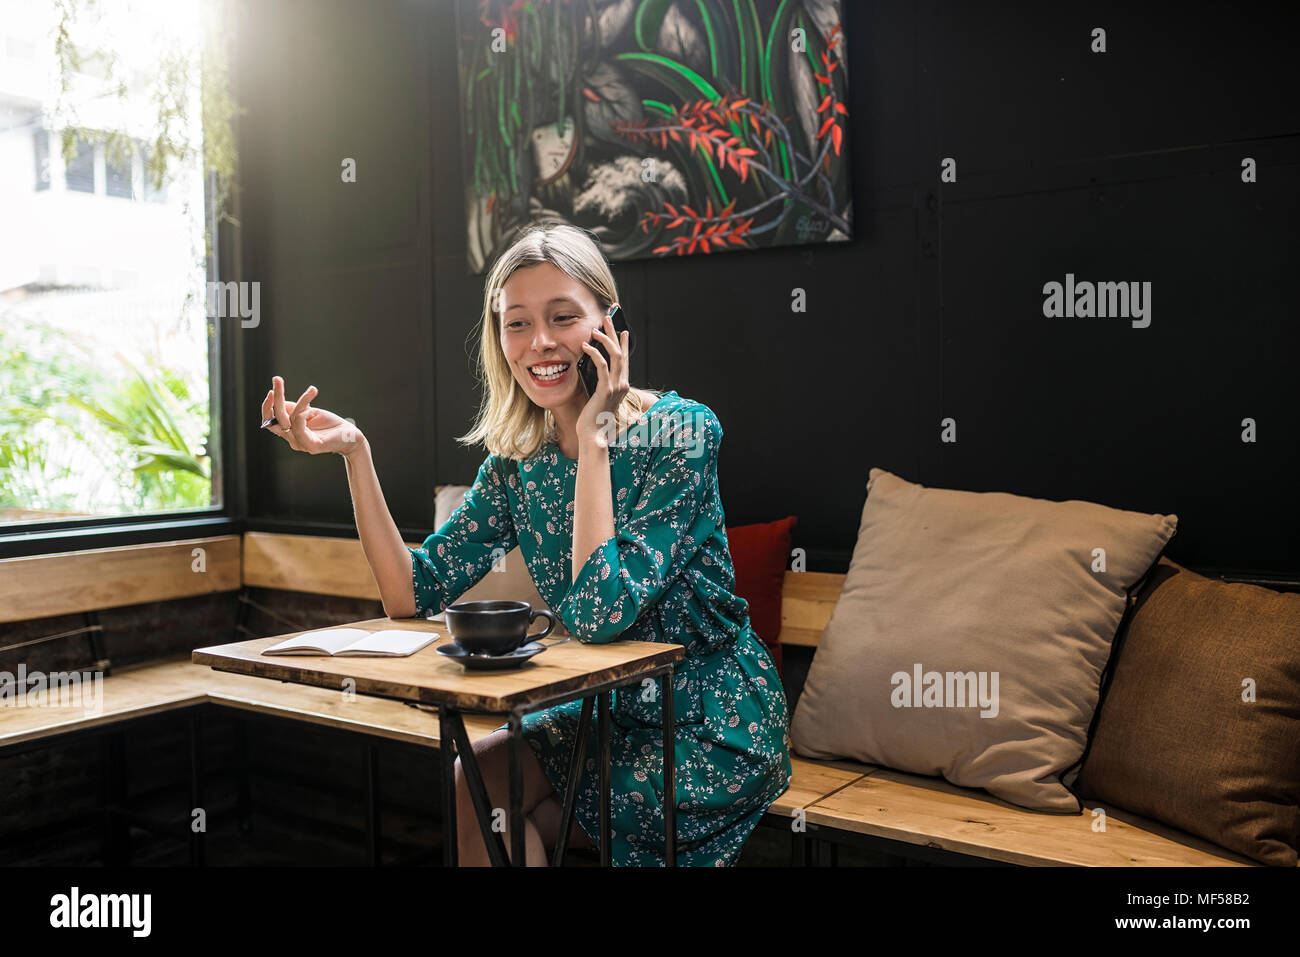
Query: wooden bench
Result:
<box><xmin>0</xmin><ymin>656</ymin><xmax>505</xmax><ymax>753</ymax></box>
<box><xmin>0</xmin><ymin>534</ymin><xmax>500</xmax><ymax>865</ymax></box>
<box><xmin>763</xmin><ymin>571</ymin><xmax>1266</xmax><ymax>867</ymax></box>
<box><xmin>0</xmin><ymin>535</ymin><xmax>1280</xmax><ymax>866</ymax></box>
<box><xmin>0</xmin><ymin>653</ymin><xmax>508</xmax><ymax>865</ymax></box>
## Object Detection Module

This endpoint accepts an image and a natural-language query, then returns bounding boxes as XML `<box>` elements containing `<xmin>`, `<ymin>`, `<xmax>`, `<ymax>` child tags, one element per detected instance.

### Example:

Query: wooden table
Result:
<box><xmin>192</xmin><ymin>617</ymin><xmax>685</xmax><ymax>866</ymax></box>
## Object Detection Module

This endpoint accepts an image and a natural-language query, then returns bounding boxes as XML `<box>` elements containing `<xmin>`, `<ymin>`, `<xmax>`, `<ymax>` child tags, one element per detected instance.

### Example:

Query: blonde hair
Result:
<box><xmin>456</xmin><ymin>222</ymin><xmax>659</xmax><ymax>461</ymax></box>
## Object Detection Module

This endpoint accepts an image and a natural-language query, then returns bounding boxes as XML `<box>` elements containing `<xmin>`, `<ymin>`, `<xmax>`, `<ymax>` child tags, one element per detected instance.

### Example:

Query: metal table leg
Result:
<box><xmin>662</xmin><ymin>665</ymin><xmax>675</xmax><ymax>866</ymax></box>
<box><xmin>440</xmin><ymin>709</ymin><xmax>457</xmax><ymax>867</ymax></box>
<box><xmin>439</xmin><ymin>663</ymin><xmax>680</xmax><ymax>868</ymax></box>
<box><xmin>443</xmin><ymin>700</ymin><xmax>598</xmax><ymax>868</ymax></box>
<box><xmin>507</xmin><ymin>712</ymin><xmax>524</xmax><ymax>866</ymax></box>
<box><xmin>550</xmin><ymin>696</ymin><xmax>594</xmax><ymax>867</ymax></box>
<box><xmin>446</xmin><ymin>708</ymin><xmax>510</xmax><ymax>866</ymax></box>
<box><xmin>598</xmin><ymin>691</ymin><xmax>611</xmax><ymax>866</ymax></box>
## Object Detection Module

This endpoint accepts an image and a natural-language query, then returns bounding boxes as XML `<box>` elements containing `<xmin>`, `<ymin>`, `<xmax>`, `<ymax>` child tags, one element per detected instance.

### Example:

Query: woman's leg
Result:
<box><xmin>528</xmin><ymin>792</ymin><xmax>596</xmax><ymax>855</ymax></box>
<box><xmin>452</xmin><ymin>726</ymin><xmax>559</xmax><ymax>866</ymax></box>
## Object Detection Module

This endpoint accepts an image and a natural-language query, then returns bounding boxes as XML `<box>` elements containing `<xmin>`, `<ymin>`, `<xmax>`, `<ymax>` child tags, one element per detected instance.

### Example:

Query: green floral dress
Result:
<box><xmin>409</xmin><ymin>390</ymin><xmax>792</xmax><ymax>866</ymax></box>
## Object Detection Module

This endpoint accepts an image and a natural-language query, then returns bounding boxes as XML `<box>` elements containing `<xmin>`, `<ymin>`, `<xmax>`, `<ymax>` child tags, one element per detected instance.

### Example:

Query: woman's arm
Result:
<box><xmin>557</xmin><ymin>407</ymin><xmax>724</xmax><ymax>643</ymax></box>
<box><xmin>572</xmin><ymin>436</ymin><xmax>615</xmax><ymax>585</ymax></box>
<box><xmin>408</xmin><ymin>455</ymin><xmax>519</xmax><ymax>618</ymax></box>
<box><xmin>571</xmin><ymin>309</ymin><xmax>628</xmax><ymax>598</ymax></box>
<box><xmin>343</xmin><ymin>437</ymin><xmax>417</xmax><ymax>619</ymax></box>
<box><xmin>263</xmin><ymin>375</ymin><xmax>512</xmax><ymax>620</ymax></box>
<box><xmin>260</xmin><ymin>376</ymin><xmax>418</xmax><ymax>618</ymax></box>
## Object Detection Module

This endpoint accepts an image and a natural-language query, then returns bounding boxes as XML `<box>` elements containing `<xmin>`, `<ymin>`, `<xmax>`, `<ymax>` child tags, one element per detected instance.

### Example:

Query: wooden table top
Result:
<box><xmin>192</xmin><ymin>617</ymin><xmax>684</xmax><ymax>714</ymax></box>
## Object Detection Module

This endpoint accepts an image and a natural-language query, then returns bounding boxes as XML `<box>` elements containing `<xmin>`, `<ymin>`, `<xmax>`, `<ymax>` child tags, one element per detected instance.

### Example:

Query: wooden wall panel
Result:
<box><xmin>242</xmin><ymin>532</ymin><xmax>421</xmax><ymax>601</ymax></box>
<box><xmin>0</xmin><ymin>537</ymin><xmax>241</xmax><ymax>625</ymax></box>
<box><xmin>778</xmin><ymin>571</ymin><xmax>845</xmax><ymax>648</ymax></box>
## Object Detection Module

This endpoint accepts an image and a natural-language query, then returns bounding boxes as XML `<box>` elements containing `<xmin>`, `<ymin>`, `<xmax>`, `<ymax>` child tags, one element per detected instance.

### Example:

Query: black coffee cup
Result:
<box><xmin>443</xmin><ymin>600</ymin><xmax>568</xmax><ymax>655</ymax></box>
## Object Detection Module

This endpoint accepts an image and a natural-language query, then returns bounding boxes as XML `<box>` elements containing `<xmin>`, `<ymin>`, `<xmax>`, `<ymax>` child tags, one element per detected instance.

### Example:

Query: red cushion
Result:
<box><xmin>724</xmin><ymin>516</ymin><xmax>797</xmax><ymax>676</ymax></box>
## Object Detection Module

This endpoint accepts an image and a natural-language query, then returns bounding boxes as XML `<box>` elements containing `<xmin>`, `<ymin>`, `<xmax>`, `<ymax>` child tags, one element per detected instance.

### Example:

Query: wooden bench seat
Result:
<box><xmin>772</xmin><ymin>569</ymin><xmax>1275</xmax><ymax>866</ymax></box>
<box><xmin>0</xmin><ymin>655</ymin><xmax>511</xmax><ymax>867</ymax></box>
<box><xmin>4</xmin><ymin>534</ymin><xmax>1286</xmax><ymax>866</ymax></box>
<box><xmin>771</xmin><ymin>758</ymin><xmax>1256</xmax><ymax>866</ymax></box>
<box><xmin>0</xmin><ymin>660</ymin><xmax>209</xmax><ymax>749</ymax></box>
<box><xmin>6</xmin><ymin>659</ymin><xmax>1261</xmax><ymax>867</ymax></box>
<box><xmin>0</xmin><ymin>656</ymin><xmax>505</xmax><ymax>753</ymax></box>
<box><xmin>768</xmin><ymin>756</ymin><xmax>871</xmax><ymax>818</ymax></box>
<box><xmin>801</xmin><ymin>764</ymin><xmax>1258</xmax><ymax>867</ymax></box>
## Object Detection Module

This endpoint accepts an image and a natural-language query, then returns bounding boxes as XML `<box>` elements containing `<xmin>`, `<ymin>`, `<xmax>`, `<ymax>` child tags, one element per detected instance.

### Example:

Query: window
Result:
<box><xmin>33</xmin><ymin>128</ymin><xmax>49</xmax><ymax>191</ymax></box>
<box><xmin>64</xmin><ymin>134</ymin><xmax>94</xmax><ymax>193</ymax></box>
<box><xmin>105</xmin><ymin>146</ymin><xmax>134</xmax><ymax>199</ymax></box>
<box><xmin>0</xmin><ymin>2</ymin><xmax>221</xmax><ymax>531</ymax></box>
<box><xmin>141</xmin><ymin>140</ymin><xmax>168</xmax><ymax>204</ymax></box>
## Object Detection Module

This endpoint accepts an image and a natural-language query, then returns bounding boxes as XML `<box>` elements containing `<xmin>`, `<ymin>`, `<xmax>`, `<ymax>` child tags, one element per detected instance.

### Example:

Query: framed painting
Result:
<box><xmin>456</xmin><ymin>0</ymin><xmax>853</xmax><ymax>273</ymax></box>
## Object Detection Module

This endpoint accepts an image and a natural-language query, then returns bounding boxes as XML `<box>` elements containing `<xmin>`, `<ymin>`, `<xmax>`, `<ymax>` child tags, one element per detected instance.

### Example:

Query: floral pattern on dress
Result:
<box><xmin>408</xmin><ymin>390</ymin><xmax>793</xmax><ymax>866</ymax></box>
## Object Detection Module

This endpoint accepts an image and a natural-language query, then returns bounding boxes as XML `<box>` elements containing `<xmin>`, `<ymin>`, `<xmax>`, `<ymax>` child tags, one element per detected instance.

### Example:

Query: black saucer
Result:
<box><xmin>436</xmin><ymin>640</ymin><xmax>547</xmax><ymax>670</ymax></box>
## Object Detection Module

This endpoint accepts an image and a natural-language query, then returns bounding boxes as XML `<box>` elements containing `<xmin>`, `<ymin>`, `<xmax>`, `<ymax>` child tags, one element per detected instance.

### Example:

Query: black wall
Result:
<box><xmin>237</xmin><ymin>0</ymin><xmax>1299</xmax><ymax>576</ymax></box>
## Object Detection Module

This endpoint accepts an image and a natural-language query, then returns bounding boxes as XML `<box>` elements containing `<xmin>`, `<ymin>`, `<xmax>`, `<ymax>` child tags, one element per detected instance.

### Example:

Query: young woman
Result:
<box><xmin>260</xmin><ymin>222</ymin><xmax>792</xmax><ymax>866</ymax></box>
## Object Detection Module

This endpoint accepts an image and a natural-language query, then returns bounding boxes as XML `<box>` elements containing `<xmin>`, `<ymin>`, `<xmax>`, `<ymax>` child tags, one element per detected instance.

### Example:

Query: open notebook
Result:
<box><xmin>262</xmin><ymin>627</ymin><xmax>440</xmax><ymax>657</ymax></box>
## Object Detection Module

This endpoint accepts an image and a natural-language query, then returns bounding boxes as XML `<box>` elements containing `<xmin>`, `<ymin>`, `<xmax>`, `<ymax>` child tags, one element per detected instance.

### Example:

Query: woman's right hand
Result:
<box><xmin>262</xmin><ymin>375</ymin><xmax>365</xmax><ymax>456</ymax></box>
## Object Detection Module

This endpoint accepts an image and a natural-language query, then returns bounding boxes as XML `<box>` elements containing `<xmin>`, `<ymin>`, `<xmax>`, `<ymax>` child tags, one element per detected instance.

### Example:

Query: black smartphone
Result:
<box><xmin>577</xmin><ymin>303</ymin><xmax>629</xmax><ymax>396</ymax></box>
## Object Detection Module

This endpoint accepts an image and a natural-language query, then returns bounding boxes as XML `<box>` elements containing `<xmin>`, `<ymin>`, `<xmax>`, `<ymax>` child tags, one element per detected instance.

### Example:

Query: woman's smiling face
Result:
<box><xmin>499</xmin><ymin>261</ymin><xmax>603</xmax><ymax>409</ymax></box>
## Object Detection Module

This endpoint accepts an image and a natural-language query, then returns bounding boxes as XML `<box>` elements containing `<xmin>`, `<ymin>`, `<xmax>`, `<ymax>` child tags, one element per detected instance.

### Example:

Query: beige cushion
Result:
<box><xmin>429</xmin><ymin>485</ymin><xmax>558</xmax><ymax>630</ymax></box>
<box><xmin>790</xmin><ymin>468</ymin><xmax>1177</xmax><ymax>812</ymax></box>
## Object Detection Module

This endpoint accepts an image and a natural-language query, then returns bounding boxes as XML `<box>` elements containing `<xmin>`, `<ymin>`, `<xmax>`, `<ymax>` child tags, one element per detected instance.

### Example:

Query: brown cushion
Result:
<box><xmin>1075</xmin><ymin>559</ymin><xmax>1300</xmax><ymax>866</ymax></box>
<box><xmin>791</xmin><ymin>467</ymin><xmax>1177</xmax><ymax>812</ymax></box>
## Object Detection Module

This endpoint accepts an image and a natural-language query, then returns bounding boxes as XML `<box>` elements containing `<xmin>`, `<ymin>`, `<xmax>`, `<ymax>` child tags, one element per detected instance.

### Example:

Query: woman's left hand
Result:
<box><xmin>577</xmin><ymin>306</ymin><xmax>630</xmax><ymax>448</ymax></box>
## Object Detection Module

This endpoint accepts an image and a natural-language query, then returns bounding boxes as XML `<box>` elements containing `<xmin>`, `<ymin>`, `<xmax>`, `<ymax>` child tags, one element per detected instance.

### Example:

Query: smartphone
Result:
<box><xmin>577</xmin><ymin>303</ymin><xmax>630</xmax><ymax>396</ymax></box>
